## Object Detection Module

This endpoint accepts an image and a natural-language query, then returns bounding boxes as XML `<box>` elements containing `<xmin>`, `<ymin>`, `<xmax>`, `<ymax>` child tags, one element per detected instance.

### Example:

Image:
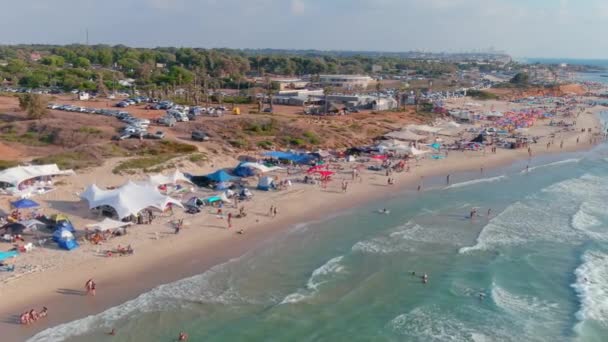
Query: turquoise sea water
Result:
<box><xmin>29</xmin><ymin>117</ymin><xmax>608</xmax><ymax>341</ymax></box>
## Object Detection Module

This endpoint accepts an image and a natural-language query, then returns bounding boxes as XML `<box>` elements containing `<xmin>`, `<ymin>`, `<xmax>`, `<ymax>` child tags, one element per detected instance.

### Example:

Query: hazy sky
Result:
<box><xmin>2</xmin><ymin>0</ymin><xmax>608</xmax><ymax>58</ymax></box>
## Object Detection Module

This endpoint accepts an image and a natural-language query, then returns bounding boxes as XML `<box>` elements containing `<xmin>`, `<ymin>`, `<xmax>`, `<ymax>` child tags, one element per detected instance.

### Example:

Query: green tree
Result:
<box><xmin>18</xmin><ymin>94</ymin><xmax>49</xmax><ymax>120</ymax></box>
<box><xmin>40</xmin><ymin>55</ymin><xmax>65</xmax><ymax>67</ymax></box>
<box><xmin>510</xmin><ymin>72</ymin><xmax>529</xmax><ymax>86</ymax></box>
<box><xmin>73</xmin><ymin>57</ymin><xmax>91</xmax><ymax>68</ymax></box>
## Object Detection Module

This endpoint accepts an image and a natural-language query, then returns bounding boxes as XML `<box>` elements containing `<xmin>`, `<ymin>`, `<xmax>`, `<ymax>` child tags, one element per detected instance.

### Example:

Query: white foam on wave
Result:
<box><xmin>445</xmin><ymin>175</ymin><xmax>507</xmax><ymax>189</ymax></box>
<box><xmin>572</xmin><ymin>204</ymin><xmax>602</xmax><ymax>231</ymax></box>
<box><xmin>354</xmin><ymin>220</ymin><xmax>469</xmax><ymax>255</ymax></box>
<box><xmin>572</xmin><ymin>250</ymin><xmax>608</xmax><ymax>334</ymax></box>
<box><xmin>388</xmin><ymin>307</ymin><xmax>478</xmax><ymax>341</ymax></box>
<box><xmin>279</xmin><ymin>256</ymin><xmax>345</xmax><ymax>304</ymax></box>
<box><xmin>387</xmin><ymin>306</ymin><xmax>513</xmax><ymax>341</ymax></box>
<box><xmin>29</xmin><ymin>256</ymin><xmax>252</xmax><ymax>342</ymax></box>
<box><xmin>522</xmin><ymin>158</ymin><xmax>581</xmax><ymax>173</ymax></box>
<box><xmin>491</xmin><ymin>282</ymin><xmax>559</xmax><ymax>317</ymax></box>
<box><xmin>460</xmin><ymin>173</ymin><xmax>608</xmax><ymax>254</ymax></box>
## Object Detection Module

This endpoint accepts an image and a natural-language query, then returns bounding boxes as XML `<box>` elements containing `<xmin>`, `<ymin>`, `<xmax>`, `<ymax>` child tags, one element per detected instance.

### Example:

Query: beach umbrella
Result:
<box><xmin>318</xmin><ymin>171</ymin><xmax>334</xmax><ymax>177</ymax></box>
<box><xmin>10</xmin><ymin>199</ymin><xmax>40</xmax><ymax>209</ymax></box>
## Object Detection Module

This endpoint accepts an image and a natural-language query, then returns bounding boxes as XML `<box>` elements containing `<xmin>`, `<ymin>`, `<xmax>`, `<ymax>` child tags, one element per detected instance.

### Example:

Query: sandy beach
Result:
<box><xmin>0</xmin><ymin>98</ymin><xmax>605</xmax><ymax>341</ymax></box>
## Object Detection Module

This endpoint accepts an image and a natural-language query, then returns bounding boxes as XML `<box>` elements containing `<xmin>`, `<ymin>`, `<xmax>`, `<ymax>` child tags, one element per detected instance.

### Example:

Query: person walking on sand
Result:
<box><xmin>273</xmin><ymin>206</ymin><xmax>278</xmax><ymax>218</ymax></box>
<box><xmin>269</xmin><ymin>205</ymin><xmax>274</xmax><ymax>217</ymax></box>
<box><xmin>85</xmin><ymin>279</ymin><xmax>94</xmax><ymax>296</ymax></box>
<box><xmin>227</xmin><ymin>213</ymin><xmax>232</xmax><ymax>229</ymax></box>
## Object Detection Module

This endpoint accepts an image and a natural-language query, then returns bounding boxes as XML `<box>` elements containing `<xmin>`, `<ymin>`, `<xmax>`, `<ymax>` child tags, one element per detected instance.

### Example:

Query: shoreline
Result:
<box><xmin>1</xmin><ymin>107</ymin><xmax>605</xmax><ymax>341</ymax></box>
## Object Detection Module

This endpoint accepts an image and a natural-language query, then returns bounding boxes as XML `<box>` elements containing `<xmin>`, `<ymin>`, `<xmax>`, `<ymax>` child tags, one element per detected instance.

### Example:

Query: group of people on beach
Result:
<box><xmin>19</xmin><ymin>307</ymin><xmax>47</xmax><ymax>325</ymax></box>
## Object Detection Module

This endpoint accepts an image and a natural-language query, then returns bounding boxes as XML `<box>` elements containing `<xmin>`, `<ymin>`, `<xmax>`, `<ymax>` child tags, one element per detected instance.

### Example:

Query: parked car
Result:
<box><xmin>145</xmin><ymin>131</ymin><xmax>165</xmax><ymax>139</ymax></box>
<box><xmin>191</xmin><ymin>130</ymin><xmax>210</xmax><ymax>142</ymax></box>
<box><xmin>158</xmin><ymin>116</ymin><xmax>177</xmax><ymax>127</ymax></box>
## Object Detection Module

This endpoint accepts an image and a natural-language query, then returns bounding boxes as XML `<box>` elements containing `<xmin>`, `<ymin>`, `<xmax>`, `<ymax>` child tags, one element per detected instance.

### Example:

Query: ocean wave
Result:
<box><xmin>388</xmin><ymin>307</ymin><xmax>479</xmax><ymax>341</ymax></box>
<box><xmin>572</xmin><ymin>204</ymin><xmax>602</xmax><ymax>231</ymax></box>
<box><xmin>460</xmin><ymin>173</ymin><xmax>608</xmax><ymax>253</ymax></box>
<box><xmin>387</xmin><ymin>306</ymin><xmax>514</xmax><ymax>342</ymax></box>
<box><xmin>521</xmin><ymin>158</ymin><xmax>581</xmax><ymax>174</ymax></box>
<box><xmin>445</xmin><ymin>175</ymin><xmax>507</xmax><ymax>189</ymax></box>
<box><xmin>572</xmin><ymin>250</ymin><xmax>608</xmax><ymax>334</ymax></box>
<box><xmin>491</xmin><ymin>282</ymin><xmax>559</xmax><ymax>317</ymax></box>
<box><xmin>279</xmin><ymin>256</ymin><xmax>345</xmax><ymax>304</ymax></box>
<box><xmin>29</xmin><ymin>256</ymin><xmax>251</xmax><ymax>342</ymax></box>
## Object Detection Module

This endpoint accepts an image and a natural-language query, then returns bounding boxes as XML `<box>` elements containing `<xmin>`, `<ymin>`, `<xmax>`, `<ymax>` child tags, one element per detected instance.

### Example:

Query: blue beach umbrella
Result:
<box><xmin>10</xmin><ymin>198</ymin><xmax>40</xmax><ymax>209</ymax></box>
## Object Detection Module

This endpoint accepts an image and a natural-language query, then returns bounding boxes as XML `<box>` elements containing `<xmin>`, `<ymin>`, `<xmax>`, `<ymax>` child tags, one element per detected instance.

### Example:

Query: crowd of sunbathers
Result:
<box><xmin>19</xmin><ymin>307</ymin><xmax>47</xmax><ymax>325</ymax></box>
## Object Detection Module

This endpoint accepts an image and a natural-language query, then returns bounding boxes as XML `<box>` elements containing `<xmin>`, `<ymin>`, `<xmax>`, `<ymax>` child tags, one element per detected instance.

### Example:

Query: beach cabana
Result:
<box><xmin>81</xmin><ymin>181</ymin><xmax>183</xmax><ymax>219</ymax></box>
<box><xmin>0</xmin><ymin>164</ymin><xmax>74</xmax><ymax>189</ymax></box>
<box><xmin>10</xmin><ymin>199</ymin><xmax>40</xmax><ymax>209</ymax></box>
<box><xmin>257</xmin><ymin>176</ymin><xmax>275</xmax><ymax>191</ymax></box>
<box><xmin>148</xmin><ymin>170</ymin><xmax>192</xmax><ymax>186</ymax></box>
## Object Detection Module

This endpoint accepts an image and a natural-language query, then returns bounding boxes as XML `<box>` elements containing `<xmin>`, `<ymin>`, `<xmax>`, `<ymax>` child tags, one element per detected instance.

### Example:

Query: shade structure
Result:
<box><xmin>148</xmin><ymin>170</ymin><xmax>192</xmax><ymax>186</ymax></box>
<box><xmin>81</xmin><ymin>181</ymin><xmax>183</xmax><ymax>219</ymax></box>
<box><xmin>0</xmin><ymin>164</ymin><xmax>74</xmax><ymax>187</ymax></box>
<box><xmin>240</xmin><ymin>162</ymin><xmax>283</xmax><ymax>173</ymax></box>
<box><xmin>257</xmin><ymin>176</ymin><xmax>275</xmax><ymax>191</ymax></box>
<box><xmin>263</xmin><ymin>151</ymin><xmax>312</xmax><ymax>164</ymax></box>
<box><xmin>205</xmin><ymin>170</ymin><xmax>236</xmax><ymax>183</ymax></box>
<box><xmin>85</xmin><ymin>218</ymin><xmax>132</xmax><ymax>232</ymax></box>
<box><xmin>384</xmin><ymin>130</ymin><xmax>426</xmax><ymax>142</ymax></box>
<box><xmin>408</xmin><ymin>124</ymin><xmax>443</xmax><ymax>134</ymax></box>
<box><xmin>11</xmin><ymin>198</ymin><xmax>40</xmax><ymax>209</ymax></box>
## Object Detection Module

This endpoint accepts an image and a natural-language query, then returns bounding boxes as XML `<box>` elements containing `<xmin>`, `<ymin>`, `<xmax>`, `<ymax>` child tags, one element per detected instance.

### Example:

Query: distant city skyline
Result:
<box><xmin>3</xmin><ymin>0</ymin><xmax>608</xmax><ymax>59</ymax></box>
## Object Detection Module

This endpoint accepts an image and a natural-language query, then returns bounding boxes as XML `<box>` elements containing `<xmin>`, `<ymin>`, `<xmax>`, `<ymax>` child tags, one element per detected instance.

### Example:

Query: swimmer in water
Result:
<box><xmin>178</xmin><ymin>332</ymin><xmax>188</xmax><ymax>341</ymax></box>
<box><xmin>470</xmin><ymin>208</ymin><xmax>477</xmax><ymax>219</ymax></box>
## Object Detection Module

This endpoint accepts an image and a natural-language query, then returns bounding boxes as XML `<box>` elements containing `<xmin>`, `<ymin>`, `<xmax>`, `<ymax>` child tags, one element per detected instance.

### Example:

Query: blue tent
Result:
<box><xmin>257</xmin><ymin>176</ymin><xmax>275</xmax><ymax>191</ymax></box>
<box><xmin>58</xmin><ymin>239</ymin><xmax>79</xmax><ymax>251</ymax></box>
<box><xmin>264</xmin><ymin>151</ymin><xmax>312</xmax><ymax>164</ymax></box>
<box><xmin>233</xmin><ymin>164</ymin><xmax>255</xmax><ymax>177</ymax></box>
<box><xmin>205</xmin><ymin>170</ymin><xmax>236</xmax><ymax>182</ymax></box>
<box><xmin>11</xmin><ymin>199</ymin><xmax>39</xmax><ymax>209</ymax></box>
<box><xmin>54</xmin><ymin>221</ymin><xmax>75</xmax><ymax>233</ymax></box>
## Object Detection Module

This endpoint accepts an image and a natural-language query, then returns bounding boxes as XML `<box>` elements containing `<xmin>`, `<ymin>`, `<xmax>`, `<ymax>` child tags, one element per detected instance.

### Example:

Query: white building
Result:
<box><xmin>78</xmin><ymin>92</ymin><xmax>90</xmax><ymax>101</ymax></box>
<box><xmin>317</xmin><ymin>75</ymin><xmax>373</xmax><ymax>89</ymax></box>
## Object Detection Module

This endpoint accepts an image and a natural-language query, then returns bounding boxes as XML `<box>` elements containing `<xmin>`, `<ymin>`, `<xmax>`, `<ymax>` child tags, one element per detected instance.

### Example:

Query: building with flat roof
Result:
<box><xmin>317</xmin><ymin>75</ymin><xmax>373</xmax><ymax>89</ymax></box>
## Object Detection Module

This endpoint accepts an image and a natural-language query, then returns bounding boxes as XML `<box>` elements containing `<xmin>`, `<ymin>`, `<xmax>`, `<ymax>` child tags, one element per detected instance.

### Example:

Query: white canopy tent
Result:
<box><xmin>384</xmin><ymin>130</ymin><xmax>427</xmax><ymax>142</ymax></box>
<box><xmin>81</xmin><ymin>181</ymin><xmax>183</xmax><ymax>219</ymax></box>
<box><xmin>148</xmin><ymin>170</ymin><xmax>192</xmax><ymax>186</ymax></box>
<box><xmin>86</xmin><ymin>218</ymin><xmax>132</xmax><ymax>232</ymax></box>
<box><xmin>377</xmin><ymin>140</ymin><xmax>413</xmax><ymax>153</ymax></box>
<box><xmin>240</xmin><ymin>162</ymin><xmax>283</xmax><ymax>173</ymax></box>
<box><xmin>0</xmin><ymin>164</ymin><xmax>74</xmax><ymax>187</ymax></box>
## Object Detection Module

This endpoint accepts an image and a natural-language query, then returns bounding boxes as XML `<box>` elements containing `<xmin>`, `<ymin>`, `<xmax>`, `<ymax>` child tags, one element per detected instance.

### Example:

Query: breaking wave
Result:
<box><xmin>280</xmin><ymin>256</ymin><xmax>345</xmax><ymax>304</ymax></box>
<box><xmin>446</xmin><ymin>175</ymin><xmax>507</xmax><ymax>189</ymax></box>
<box><xmin>28</xmin><ymin>256</ymin><xmax>255</xmax><ymax>342</ymax></box>
<box><xmin>572</xmin><ymin>251</ymin><xmax>608</xmax><ymax>335</ymax></box>
<box><xmin>460</xmin><ymin>173</ymin><xmax>608</xmax><ymax>253</ymax></box>
<box><xmin>522</xmin><ymin>158</ymin><xmax>581</xmax><ymax>173</ymax></box>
